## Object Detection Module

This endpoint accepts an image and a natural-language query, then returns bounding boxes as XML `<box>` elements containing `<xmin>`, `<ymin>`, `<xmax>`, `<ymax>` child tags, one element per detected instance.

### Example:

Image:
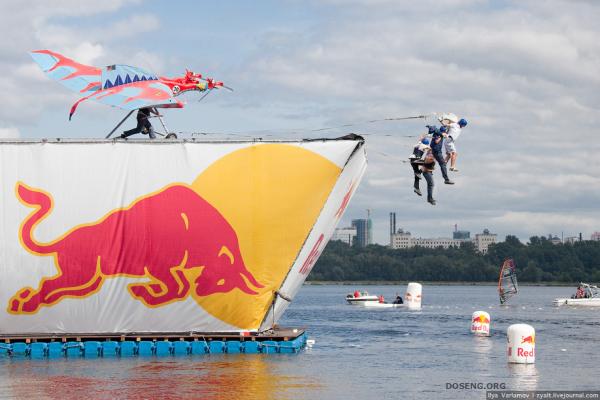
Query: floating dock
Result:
<box><xmin>0</xmin><ymin>328</ymin><xmax>307</xmax><ymax>358</ymax></box>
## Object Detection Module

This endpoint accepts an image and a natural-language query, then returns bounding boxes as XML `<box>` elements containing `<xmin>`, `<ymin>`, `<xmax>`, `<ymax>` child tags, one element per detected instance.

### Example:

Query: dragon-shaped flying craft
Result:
<box><xmin>30</xmin><ymin>50</ymin><xmax>231</xmax><ymax>136</ymax></box>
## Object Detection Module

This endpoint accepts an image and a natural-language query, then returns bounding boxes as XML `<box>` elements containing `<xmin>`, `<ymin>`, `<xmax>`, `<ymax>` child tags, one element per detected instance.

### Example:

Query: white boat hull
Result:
<box><xmin>346</xmin><ymin>296</ymin><xmax>379</xmax><ymax>305</ymax></box>
<box><xmin>553</xmin><ymin>298</ymin><xmax>600</xmax><ymax>307</ymax></box>
<box><xmin>361</xmin><ymin>301</ymin><xmax>405</xmax><ymax>308</ymax></box>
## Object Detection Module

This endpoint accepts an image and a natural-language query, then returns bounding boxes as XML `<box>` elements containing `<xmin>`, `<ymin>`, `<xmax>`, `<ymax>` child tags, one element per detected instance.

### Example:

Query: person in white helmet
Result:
<box><xmin>442</xmin><ymin>117</ymin><xmax>468</xmax><ymax>172</ymax></box>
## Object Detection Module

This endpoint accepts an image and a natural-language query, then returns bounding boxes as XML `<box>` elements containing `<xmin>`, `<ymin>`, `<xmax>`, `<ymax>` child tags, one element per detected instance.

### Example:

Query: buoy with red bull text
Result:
<box><xmin>405</xmin><ymin>282</ymin><xmax>422</xmax><ymax>310</ymax></box>
<box><xmin>507</xmin><ymin>324</ymin><xmax>535</xmax><ymax>364</ymax></box>
<box><xmin>470</xmin><ymin>311</ymin><xmax>491</xmax><ymax>336</ymax></box>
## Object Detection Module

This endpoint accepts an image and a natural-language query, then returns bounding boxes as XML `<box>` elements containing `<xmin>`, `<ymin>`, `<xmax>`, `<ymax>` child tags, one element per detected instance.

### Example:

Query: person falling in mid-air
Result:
<box><xmin>121</xmin><ymin>107</ymin><xmax>159</xmax><ymax>139</ymax></box>
<box><xmin>409</xmin><ymin>137</ymin><xmax>437</xmax><ymax>205</ymax></box>
<box><xmin>427</xmin><ymin>125</ymin><xmax>454</xmax><ymax>185</ymax></box>
<box><xmin>441</xmin><ymin>117</ymin><xmax>468</xmax><ymax>172</ymax></box>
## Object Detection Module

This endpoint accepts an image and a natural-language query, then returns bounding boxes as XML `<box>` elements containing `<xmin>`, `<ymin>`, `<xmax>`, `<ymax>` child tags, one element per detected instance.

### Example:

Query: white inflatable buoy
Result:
<box><xmin>507</xmin><ymin>324</ymin><xmax>535</xmax><ymax>364</ymax></box>
<box><xmin>405</xmin><ymin>282</ymin><xmax>422</xmax><ymax>310</ymax></box>
<box><xmin>470</xmin><ymin>311</ymin><xmax>491</xmax><ymax>336</ymax></box>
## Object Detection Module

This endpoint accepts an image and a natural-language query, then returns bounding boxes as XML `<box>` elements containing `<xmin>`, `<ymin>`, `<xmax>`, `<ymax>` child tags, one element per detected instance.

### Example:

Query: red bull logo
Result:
<box><xmin>299</xmin><ymin>234</ymin><xmax>324</xmax><ymax>275</ymax></box>
<box><xmin>513</xmin><ymin>334</ymin><xmax>535</xmax><ymax>358</ymax></box>
<box><xmin>472</xmin><ymin>315</ymin><xmax>490</xmax><ymax>324</ymax></box>
<box><xmin>6</xmin><ymin>144</ymin><xmax>345</xmax><ymax>329</ymax></box>
<box><xmin>334</xmin><ymin>181</ymin><xmax>356</xmax><ymax>220</ymax></box>
<box><xmin>520</xmin><ymin>335</ymin><xmax>535</xmax><ymax>345</ymax></box>
<box><xmin>8</xmin><ymin>182</ymin><xmax>263</xmax><ymax>314</ymax></box>
<box><xmin>470</xmin><ymin>312</ymin><xmax>490</xmax><ymax>335</ymax></box>
<box><xmin>516</xmin><ymin>347</ymin><xmax>535</xmax><ymax>357</ymax></box>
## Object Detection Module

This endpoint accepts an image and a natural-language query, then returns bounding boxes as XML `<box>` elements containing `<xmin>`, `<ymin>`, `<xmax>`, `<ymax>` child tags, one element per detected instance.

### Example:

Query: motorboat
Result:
<box><xmin>346</xmin><ymin>291</ymin><xmax>405</xmax><ymax>307</ymax></box>
<box><xmin>553</xmin><ymin>283</ymin><xmax>600</xmax><ymax>306</ymax></box>
<box><xmin>345</xmin><ymin>290</ymin><xmax>379</xmax><ymax>305</ymax></box>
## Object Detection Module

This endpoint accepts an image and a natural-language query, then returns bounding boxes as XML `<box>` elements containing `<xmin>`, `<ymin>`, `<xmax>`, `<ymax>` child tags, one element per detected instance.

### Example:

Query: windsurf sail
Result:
<box><xmin>498</xmin><ymin>259</ymin><xmax>518</xmax><ymax>304</ymax></box>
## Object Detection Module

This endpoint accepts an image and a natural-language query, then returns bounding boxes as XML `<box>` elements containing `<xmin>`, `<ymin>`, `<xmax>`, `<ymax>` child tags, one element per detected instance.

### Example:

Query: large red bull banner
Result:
<box><xmin>0</xmin><ymin>139</ymin><xmax>366</xmax><ymax>334</ymax></box>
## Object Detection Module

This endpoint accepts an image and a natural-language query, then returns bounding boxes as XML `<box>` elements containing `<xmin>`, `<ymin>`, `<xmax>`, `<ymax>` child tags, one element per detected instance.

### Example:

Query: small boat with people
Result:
<box><xmin>345</xmin><ymin>290</ymin><xmax>380</xmax><ymax>305</ymax></box>
<box><xmin>553</xmin><ymin>283</ymin><xmax>600</xmax><ymax>307</ymax></box>
<box><xmin>345</xmin><ymin>290</ymin><xmax>404</xmax><ymax>307</ymax></box>
<box><xmin>345</xmin><ymin>282</ymin><xmax>423</xmax><ymax>309</ymax></box>
<box><xmin>362</xmin><ymin>294</ymin><xmax>405</xmax><ymax>308</ymax></box>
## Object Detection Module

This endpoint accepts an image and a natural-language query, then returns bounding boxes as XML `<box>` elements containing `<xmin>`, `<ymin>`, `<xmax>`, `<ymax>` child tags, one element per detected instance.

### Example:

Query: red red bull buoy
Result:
<box><xmin>507</xmin><ymin>324</ymin><xmax>535</xmax><ymax>364</ymax></box>
<box><xmin>470</xmin><ymin>311</ymin><xmax>491</xmax><ymax>336</ymax></box>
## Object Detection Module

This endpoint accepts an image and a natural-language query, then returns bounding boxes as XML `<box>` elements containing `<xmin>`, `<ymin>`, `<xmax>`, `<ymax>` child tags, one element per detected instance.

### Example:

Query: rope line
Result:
<box><xmin>176</xmin><ymin>114</ymin><xmax>432</xmax><ymax>138</ymax></box>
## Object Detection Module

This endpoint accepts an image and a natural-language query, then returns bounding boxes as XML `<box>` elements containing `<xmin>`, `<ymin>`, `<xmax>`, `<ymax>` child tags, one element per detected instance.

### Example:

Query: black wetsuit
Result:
<box><xmin>430</xmin><ymin>132</ymin><xmax>450</xmax><ymax>182</ymax></box>
<box><xmin>122</xmin><ymin>108</ymin><xmax>156</xmax><ymax>138</ymax></box>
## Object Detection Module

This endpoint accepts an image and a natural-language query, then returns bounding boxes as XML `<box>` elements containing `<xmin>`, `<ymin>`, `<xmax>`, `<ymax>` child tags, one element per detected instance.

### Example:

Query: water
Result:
<box><xmin>1</xmin><ymin>285</ymin><xmax>599</xmax><ymax>399</ymax></box>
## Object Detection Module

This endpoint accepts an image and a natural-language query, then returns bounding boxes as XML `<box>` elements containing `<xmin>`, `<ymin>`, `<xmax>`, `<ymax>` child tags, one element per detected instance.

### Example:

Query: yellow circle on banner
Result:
<box><xmin>190</xmin><ymin>144</ymin><xmax>341</xmax><ymax>329</ymax></box>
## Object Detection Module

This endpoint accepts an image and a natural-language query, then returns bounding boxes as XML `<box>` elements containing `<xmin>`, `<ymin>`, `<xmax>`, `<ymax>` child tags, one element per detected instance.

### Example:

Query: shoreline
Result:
<box><xmin>304</xmin><ymin>281</ymin><xmax>576</xmax><ymax>286</ymax></box>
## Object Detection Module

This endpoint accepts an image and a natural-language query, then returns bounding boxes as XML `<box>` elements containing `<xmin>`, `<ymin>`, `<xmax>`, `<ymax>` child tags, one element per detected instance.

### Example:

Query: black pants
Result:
<box><xmin>432</xmin><ymin>150</ymin><xmax>449</xmax><ymax>181</ymax></box>
<box><xmin>123</xmin><ymin>120</ymin><xmax>156</xmax><ymax>139</ymax></box>
<box><xmin>411</xmin><ymin>163</ymin><xmax>434</xmax><ymax>201</ymax></box>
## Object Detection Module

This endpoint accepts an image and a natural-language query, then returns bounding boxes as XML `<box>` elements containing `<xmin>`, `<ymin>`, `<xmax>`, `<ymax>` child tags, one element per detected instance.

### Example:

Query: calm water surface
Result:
<box><xmin>1</xmin><ymin>285</ymin><xmax>599</xmax><ymax>399</ymax></box>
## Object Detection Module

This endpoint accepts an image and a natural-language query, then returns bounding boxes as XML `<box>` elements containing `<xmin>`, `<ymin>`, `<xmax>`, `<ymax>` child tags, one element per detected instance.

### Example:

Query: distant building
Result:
<box><xmin>453</xmin><ymin>230</ymin><xmax>470</xmax><ymax>240</ymax></box>
<box><xmin>331</xmin><ymin>227</ymin><xmax>357</xmax><ymax>246</ymax></box>
<box><xmin>352</xmin><ymin>218</ymin><xmax>372</xmax><ymax>248</ymax></box>
<box><xmin>564</xmin><ymin>236</ymin><xmax>578</xmax><ymax>244</ymax></box>
<box><xmin>547</xmin><ymin>234</ymin><xmax>562</xmax><ymax>245</ymax></box>
<box><xmin>474</xmin><ymin>229</ymin><xmax>497</xmax><ymax>254</ymax></box>
<box><xmin>391</xmin><ymin>227</ymin><xmax>497</xmax><ymax>253</ymax></box>
<box><xmin>412</xmin><ymin>237</ymin><xmax>462</xmax><ymax>249</ymax></box>
<box><xmin>390</xmin><ymin>229</ymin><xmax>412</xmax><ymax>249</ymax></box>
<box><xmin>390</xmin><ymin>229</ymin><xmax>462</xmax><ymax>250</ymax></box>
<box><xmin>452</xmin><ymin>224</ymin><xmax>470</xmax><ymax>240</ymax></box>
<box><xmin>591</xmin><ymin>232</ymin><xmax>600</xmax><ymax>241</ymax></box>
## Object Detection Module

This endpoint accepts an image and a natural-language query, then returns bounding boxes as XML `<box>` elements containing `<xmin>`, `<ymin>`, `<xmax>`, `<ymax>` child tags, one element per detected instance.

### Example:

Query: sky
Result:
<box><xmin>1</xmin><ymin>0</ymin><xmax>599</xmax><ymax>244</ymax></box>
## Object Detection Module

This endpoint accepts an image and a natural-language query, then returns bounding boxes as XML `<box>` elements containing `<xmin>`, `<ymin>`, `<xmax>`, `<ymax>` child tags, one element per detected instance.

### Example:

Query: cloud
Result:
<box><xmin>0</xmin><ymin>127</ymin><xmax>20</xmax><ymax>138</ymax></box>
<box><xmin>1</xmin><ymin>1</ymin><xmax>599</xmax><ymax>243</ymax></box>
<box><xmin>0</xmin><ymin>1</ymin><xmax>163</xmax><ymax>129</ymax></box>
<box><xmin>231</xmin><ymin>1</ymin><xmax>600</xmax><ymax>242</ymax></box>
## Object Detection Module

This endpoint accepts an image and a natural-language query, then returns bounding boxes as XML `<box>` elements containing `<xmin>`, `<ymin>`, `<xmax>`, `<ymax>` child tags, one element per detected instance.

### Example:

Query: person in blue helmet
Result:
<box><xmin>409</xmin><ymin>137</ymin><xmax>437</xmax><ymax>205</ymax></box>
<box><xmin>443</xmin><ymin>118</ymin><xmax>468</xmax><ymax>172</ymax></box>
<box><xmin>427</xmin><ymin>125</ymin><xmax>454</xmax><ymax>185</ymax></box>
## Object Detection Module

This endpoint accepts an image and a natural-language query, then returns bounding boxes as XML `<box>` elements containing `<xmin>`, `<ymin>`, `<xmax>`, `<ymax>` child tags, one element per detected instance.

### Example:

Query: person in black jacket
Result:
<box><xmin>427</xmin><ymin>125</ymin><xmax>454</xmax><ymax>185</ymax></box>
<box><xmin>409</xmin><ymin>138</ymin><xmax>437</xmax><ymax>205</ymax></box>
<box><xmin>121</xmin><ymin>107</ymin><xmax>158</xmax><ymax>139</ymax></box>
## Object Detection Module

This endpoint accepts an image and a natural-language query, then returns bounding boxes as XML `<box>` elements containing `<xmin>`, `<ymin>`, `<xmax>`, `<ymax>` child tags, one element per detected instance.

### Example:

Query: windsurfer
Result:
<box><xmin>121</xmin><ymin>107</ymin><xmax>159</xmax><ymax>139</ymax></box>
<box><xmin>498</xmin><ymin>259</ymin><xmax>518</xmax><ymax>304</ymax></box>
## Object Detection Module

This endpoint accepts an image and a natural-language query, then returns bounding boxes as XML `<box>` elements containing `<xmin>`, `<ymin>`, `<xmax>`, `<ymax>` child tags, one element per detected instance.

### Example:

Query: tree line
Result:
<box><xmin>308</xmin><ymin>235</ymin><xmax>600</xmax><ymax>283</ymax></box>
